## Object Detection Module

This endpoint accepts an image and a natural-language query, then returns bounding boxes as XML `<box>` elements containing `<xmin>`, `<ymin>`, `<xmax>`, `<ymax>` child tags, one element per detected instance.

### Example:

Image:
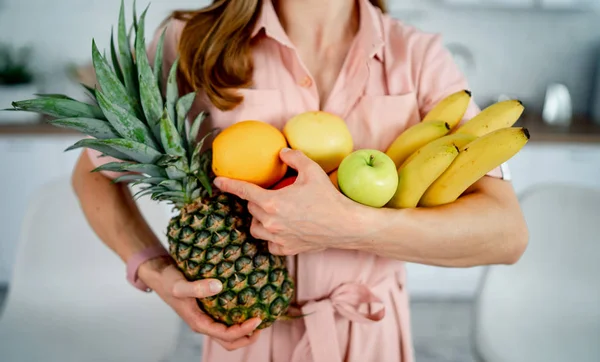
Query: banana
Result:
<box><xmin>399</xmin><ymin>133</ymin><xmax>477</xmax><ymax>169</ymax></box>
<box><xmin>454</xmin><ymin>99</ymin><xmax>524</xmax><ymax>137</ymax></box>
<box><xmin>387</xmin><ymin>144</ymin><xmax>459</xmax><ymax>209</ymax></box>
<box><xmin>385</xmin><ymin>121</ymin><xmax>450</xmax><ymax>168</ymax></box>
<box><xmin>419</xmin><ymin>127</ymin><xmax>530</xmax><ymax>207</ymax></box>
<box><xmin>422</xmin><ymin>90</ymin><xmax>472</xmax><ymax>129</ymax></box>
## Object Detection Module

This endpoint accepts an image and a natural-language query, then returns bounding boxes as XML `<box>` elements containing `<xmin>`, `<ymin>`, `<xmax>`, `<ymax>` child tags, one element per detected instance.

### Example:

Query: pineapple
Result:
<box><xmin>8</xmin><ymin>1</ymin><xmax>294</xmax><ymax>329</ymax></box>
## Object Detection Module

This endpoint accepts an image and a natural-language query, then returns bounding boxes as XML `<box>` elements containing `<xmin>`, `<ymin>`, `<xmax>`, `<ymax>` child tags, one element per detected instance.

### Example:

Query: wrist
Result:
<box><xmin>137</xmin><ymin>255</ymin><xmax>173</xmax><ymax>287</ymax></box>
<box><xmin>335</xmin><ymin>201</ymin><xmax>382</xmax><ymax>250</ymax></box>
<box><xmin>126</xmin><ymin>244</ymin><xmax>171</xmax><ymax>292</ymax></box>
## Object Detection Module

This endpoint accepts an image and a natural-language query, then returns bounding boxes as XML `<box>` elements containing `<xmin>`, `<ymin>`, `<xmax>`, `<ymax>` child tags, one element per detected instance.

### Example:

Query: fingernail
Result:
<box><xmin>209</xmin><ymin>280</ymin><xmax>223</xmax><ymax>293</ymax></box>
<box><xmin>213</xmin><ymin>177</ymin><xmax>223</xmax><ymax>188</ymax></box>
<box><xmin>281</xmin><ymin>147</ymin><xmax>291</xmax><ymax>152</ymax></box>
<box><xmin>253</xmin><ymin>320</ymin><xmax>262</xmax><ymax>329</ymax></box>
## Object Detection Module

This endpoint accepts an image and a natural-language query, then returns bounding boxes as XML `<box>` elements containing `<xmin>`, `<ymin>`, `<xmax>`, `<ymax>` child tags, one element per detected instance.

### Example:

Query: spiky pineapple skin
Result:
<box><xmin>167</xmin><ymin>191</ymin><xmax>295</xmax><ymax>329</ymax></box>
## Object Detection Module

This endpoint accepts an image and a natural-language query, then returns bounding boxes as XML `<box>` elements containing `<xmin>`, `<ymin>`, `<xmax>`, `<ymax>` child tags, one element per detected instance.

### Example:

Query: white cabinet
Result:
<box><xmin>405</xmin><ymin>142</ymin><xmax>600</xmax><ymax>299</ymax></box>
<box><xmin>436</xmin><ymin>0</ymin><xmax>597</xmax><ymax>10</ymax></box>
<box><xmin>508</xmin><ymin>143</ymin><xmax>600</xmax><ymax>194</ymax></box>
<box><xmin>539</xmin><ymin>0</ymin><xmax>599</xmax><ymax>9</ymax></box>
<box><xmin>0</xmin><ymin>135</ymin><xmax>81</xmax><ymax>284</ymax></box>
<box><xmin>442</xmin><ymin>0</ymin><xmax>536</xmax><ymax>7</ymax></box>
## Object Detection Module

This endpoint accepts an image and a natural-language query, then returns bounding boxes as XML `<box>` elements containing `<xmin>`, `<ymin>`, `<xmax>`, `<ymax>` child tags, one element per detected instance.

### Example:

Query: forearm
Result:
<box><xmin>71</xmin><ymin>151</ymin><xmax>163</xmax><ymax>263</ymax></box>
<box><xmin>347</xmin><ymin>177</ymin><xmax>529</xmax><ymax>267</ymax></box>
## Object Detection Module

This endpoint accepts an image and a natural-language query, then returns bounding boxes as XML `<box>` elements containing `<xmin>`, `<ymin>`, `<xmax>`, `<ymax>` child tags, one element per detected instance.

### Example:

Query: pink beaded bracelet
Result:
<box><xmin>126</xmin><ymin>244</ymin><xmax>170</xmax><ymax>292</ymax></box>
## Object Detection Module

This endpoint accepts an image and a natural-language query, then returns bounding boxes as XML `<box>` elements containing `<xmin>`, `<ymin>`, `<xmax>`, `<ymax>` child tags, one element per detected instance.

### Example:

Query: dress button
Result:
<box><xmin>299</xmin><ymin>76</ymin><xmax>313</xmax><ymax>88</ymax></box>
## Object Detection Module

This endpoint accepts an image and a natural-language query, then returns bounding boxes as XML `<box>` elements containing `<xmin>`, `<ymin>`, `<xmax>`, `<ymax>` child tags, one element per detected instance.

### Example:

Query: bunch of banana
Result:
<box><xmin>385</xmin><ymin>90</ymin><xmax>529</xmax><ymax>208</ymax></box>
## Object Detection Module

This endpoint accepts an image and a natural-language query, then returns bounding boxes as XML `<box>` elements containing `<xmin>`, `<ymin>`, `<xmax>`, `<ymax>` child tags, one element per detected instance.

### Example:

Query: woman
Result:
<box><xmin>71</xmin><ymin>0</ymin><xmax>529</xmax><ymax>361</ymax></box>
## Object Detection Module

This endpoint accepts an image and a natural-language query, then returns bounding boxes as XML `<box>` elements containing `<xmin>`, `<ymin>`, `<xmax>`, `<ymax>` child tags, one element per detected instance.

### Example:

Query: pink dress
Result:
<box><xmin>90</xmin><ymin>0</ymin><xmax>505</xmax><ymax>360</ymax></box>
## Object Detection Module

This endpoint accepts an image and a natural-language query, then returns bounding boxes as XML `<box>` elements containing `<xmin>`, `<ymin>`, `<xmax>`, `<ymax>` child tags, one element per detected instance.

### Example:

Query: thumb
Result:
<box><xmin>172</xmin><ymin>278</ymin><xmax>223</xmax><ymax>298</ymax></box>
<box><xmin>279</xmin><ymin>148</ymin><xmax>318</xmax><ymax>173</ymax></box>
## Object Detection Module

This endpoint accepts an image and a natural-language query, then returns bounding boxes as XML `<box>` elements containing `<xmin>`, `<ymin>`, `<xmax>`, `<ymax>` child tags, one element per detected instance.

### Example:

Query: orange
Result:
<box><xmin>328</xmin><ymin>169</ymin><xmax>340</xmax><ymax>191</ymax></box>
<box><xmin>212</xmin><ymin>120</ymin><xmax>288</xmax><ymax>188</ymax></box>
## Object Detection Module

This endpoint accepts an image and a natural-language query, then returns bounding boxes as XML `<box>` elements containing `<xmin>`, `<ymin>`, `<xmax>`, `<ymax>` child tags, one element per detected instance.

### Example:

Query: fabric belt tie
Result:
<box><xmin>290</xmin><ymin>282</ymin><xmax>386</xmax><ymax>362</ymax></box>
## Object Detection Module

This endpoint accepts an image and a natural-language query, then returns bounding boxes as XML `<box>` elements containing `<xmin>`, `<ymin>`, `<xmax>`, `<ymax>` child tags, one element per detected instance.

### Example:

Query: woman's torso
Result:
<box><xmin>115</xmin><ymin>1</ymin><xmax>478</xmax><ymax>360</ymax></box>
<box><xmin>184</xmin><ymin>0</ymin><xmax>427</xmax><ymax>304</ymax></box>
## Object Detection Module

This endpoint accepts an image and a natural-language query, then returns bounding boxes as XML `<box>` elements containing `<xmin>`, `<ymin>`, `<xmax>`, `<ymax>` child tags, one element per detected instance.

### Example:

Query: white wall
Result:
<box><xmin>1</xmin><ymin>0</ymin><xmax>600</xmax><ymax>297</ymax></box>
<box><xmin>396</xmin><ymin>3</ymin><xmax>600</xmax><ymax>114</ymax></box>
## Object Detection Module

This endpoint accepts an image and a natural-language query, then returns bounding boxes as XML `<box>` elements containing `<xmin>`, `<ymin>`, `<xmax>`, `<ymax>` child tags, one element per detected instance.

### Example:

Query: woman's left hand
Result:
<box><xmin>214</xmin><ymin>148</ymin><xmax>358</xmax><ymax>256</ymax></box>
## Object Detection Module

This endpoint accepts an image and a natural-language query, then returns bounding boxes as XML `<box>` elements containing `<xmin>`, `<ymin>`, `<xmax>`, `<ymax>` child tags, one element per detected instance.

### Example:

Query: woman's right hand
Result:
<box><xmin>138</xmin><ymin>256</ymin><xmax>263</xmax><ymax>351</ymax></box>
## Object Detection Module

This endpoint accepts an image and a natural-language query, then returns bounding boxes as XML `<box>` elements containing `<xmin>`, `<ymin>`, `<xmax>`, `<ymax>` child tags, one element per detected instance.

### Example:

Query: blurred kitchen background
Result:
<box><xmin>0</xmin><ymin>0</ymin><xmax>599</xmax><ymax>361</ymax></box>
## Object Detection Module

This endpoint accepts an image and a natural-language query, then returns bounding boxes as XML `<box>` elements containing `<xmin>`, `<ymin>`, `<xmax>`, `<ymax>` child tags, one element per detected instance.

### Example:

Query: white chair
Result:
<box><xmin>471</xmin><ymin>183</ymin><xmax>600</xmax><ymax>362</ymax></box>
<box><xmin>0</xmin><ymin>176</ymin><xmax>182</xmax><ymax>362</ymax></box>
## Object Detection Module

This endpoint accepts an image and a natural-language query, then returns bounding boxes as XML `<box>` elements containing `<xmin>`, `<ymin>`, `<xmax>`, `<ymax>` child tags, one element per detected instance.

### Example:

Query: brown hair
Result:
<box><xmin>170</xmin><ymin>0</ymin><xmax>387</xmax><ymax>111</ymax></box>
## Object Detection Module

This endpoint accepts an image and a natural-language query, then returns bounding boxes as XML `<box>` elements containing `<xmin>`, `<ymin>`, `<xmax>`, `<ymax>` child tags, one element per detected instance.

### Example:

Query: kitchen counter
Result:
<box><xmin>517</xmin><ymin>113</ymin><xmax>600</xmax><ymax>144</ymax></box>
<box><xmin>1</xmin><ymin>113</ymin><xmax>600</xmax><ymax>143</ymax></box>
<box><xmin>0</xmin><ymin>121</ymin><xmax>78</xmax><ymax>135</ymax></box>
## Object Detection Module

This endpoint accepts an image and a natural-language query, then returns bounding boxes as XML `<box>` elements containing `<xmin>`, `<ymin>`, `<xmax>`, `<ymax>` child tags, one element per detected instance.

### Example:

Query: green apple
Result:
<box><xmin>337</xmin><ymin>149</ymin><xmax>399</xmax><ymax>208</ymax></box>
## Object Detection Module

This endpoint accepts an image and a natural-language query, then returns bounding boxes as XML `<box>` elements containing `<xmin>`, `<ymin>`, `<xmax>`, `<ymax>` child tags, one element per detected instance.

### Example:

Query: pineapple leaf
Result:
<box><xmin>176</xmin><ymin>92</ymin><xmax>196</xmax><ymax>136</ymax></box>
<box><xmin>112</xmin><ymin>174</ymin><xmax>148</xmax><ymax>184</ymax></box>
<box><xmin>128</xmin><ymin>23</ymin><xmax>136</xmax><ymax>56</ymax></box>
<box><xmin>153</xmin><ymin>27</ymin><xmax>167</xmax><ymax>94</ymax></box>
<box><xmin>66</xmin><ymin>138</ymin><xmax>163</xmax><ymax>164</ymax></box>
<box><xmin>133</xmin><ymin>185</ymin><xmax>168</xmax><ymax>200</ymax></box>
<box><xmin>166</xmin><ymin>164</ymin><xmax>187</xmax><ymax>180</ymax></box>
<box><xmin>92</xmin><ymin>39</ymin><xmax>143</xmax><ymax>119</ymax></box>
<box><xmin>133</xmin><ymin>177</ymin><xmax>166</xmax><ymax>186</ymax></box>
<box><xmin>190</xmin><ymin>128</ymin><xmax>217</xmax><ymax>173</ymax></box>
<box><xmin>11</xmin><ymin>97</ymin><xmax>105</xmax><ymax>120</ymax></box>
<box><xmin>159</xmin><ymin>109</ymin><xmax>186</xmax><ymax>157</ymax></box>
<box><xmin>91</xmin><ymin>161</ymin><xmax>134</xmax><ymax>173</ymax></box>
<box><xmin>122</xmin><ymin>164</ymin><xmax>168</xmax><ymax>177</ymax></box>
<box><xmin>65</xmin><ymin>139</ymin><xmax>134</xmax><ymax>161</ymax></box>
<box><xmin>118</xmin><ymin>0</ymin><xmax>139</xmax><ymax>100</ymax></box>
<box><xmin>110</xmin><ymin>27</ymin><xmax>125</xmax><ymax>84</ymax></box>
<box><xmin>102</xmin><ymin>138</ymin><xmax>163</xmax><ymax>164</ymax></box>
<box><xmin>33</xmin><ymin>93</ymin><xmax>76</xmax><ymax>101</ymax></box>
<box><xmin>155</xmin><ymin>191</ymin><xmax>186</xmax><ymax>199</ymax></box>
<box><xmin>199</xmin><ymin>149</ymin><xmax>213</xmax><ymax>175</ymax></box>
<box><xmin>132</xmin><ymin>0</ymin><xmax>138</xmax><ymax>32</ymax></box>
<box><xmin>185</xmin><ymin>177</ymin><xmax>198</xmax><ymax>197</ymax></box>
<box><xmin>156</xmin><ymin>154</ymin><xmax>181</xmax><ymax>167</ymax></box>
<box><xmin>48</xmin><ymin>117</ymin><xmax>119</xmax><ymax>139</ymax></box>
<box><xmin>92</xmin><ymin>161</ymin><xmax>167</xmax><ymax>178</ymax></box>
<box><xmin>188</xmin><ymin>111</ymin><xmax>207</xmax><ymax>148</ymax></box>
<box><xmin>159</xmin><ymin>180</ymin><xmax>184</xmax><ymax>192</ymax></box>
<box><xmin>165</xmin><ymin>59</ymin><xmax>179</xmax><ymax>126</ymax></box>
<box><xmin>81</xmin><ymin>83</ymin><xmax>97</xmax><ymax>100</ymax></box>
<box><xmin>96</xmin><ymin>89</ymin><xmax>159</xmax><ymax>149</ymax></box>
<box><xmin>197</xmin><ymin>172</ymin><xmax>213</xmax><ymax>197</ymax></box>
<box><xmin>136</xmin><ymin>6</ymin><xmax>164</xmax><ymax>137</ymax></box>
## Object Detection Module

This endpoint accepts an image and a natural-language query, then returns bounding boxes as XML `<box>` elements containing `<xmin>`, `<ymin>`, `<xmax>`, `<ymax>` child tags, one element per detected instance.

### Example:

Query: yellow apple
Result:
<box><xmin>283</xmin><ymin>111</ymin><xmax>354</xmax><ymax>173</ymax></box>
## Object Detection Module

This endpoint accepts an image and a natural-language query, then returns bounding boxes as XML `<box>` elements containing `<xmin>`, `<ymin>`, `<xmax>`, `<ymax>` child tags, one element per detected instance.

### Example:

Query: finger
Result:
<box><xmin>172</xmin><ymin>278</ymin><xmax>223</xmax><ymax>299</ymax></box>
<box><xmin>196</xmin><ymin>313</ymin><xmax>263</xmax><ymax>342</ymax></box>
<box><xmin>214</xmin><ymin>177</ymin><xmax>269</xmax><ymax>204</ymax></box>
<box><xmin>279</xmin><ymin>148</ymin><xmax>319</xmax><ymax>173</ymax></box>
<box><xmin>250</xmin><ymin>218</ymin><xmax>275</xmax><ymax>242</ymax></box>
<box><xmin>268</xmin><ymin>241</ymin><xmax>286</xmax><ymax>255</ymax></box>
<box><xmin>215</xmin><ymin>330</ymin><xmax>262</xmax><ymax>351</ymax></box>
<box><xmin>247</xmin><ymin>202</ymin><xmax>269</xmax><ymax>220</ymax></box>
